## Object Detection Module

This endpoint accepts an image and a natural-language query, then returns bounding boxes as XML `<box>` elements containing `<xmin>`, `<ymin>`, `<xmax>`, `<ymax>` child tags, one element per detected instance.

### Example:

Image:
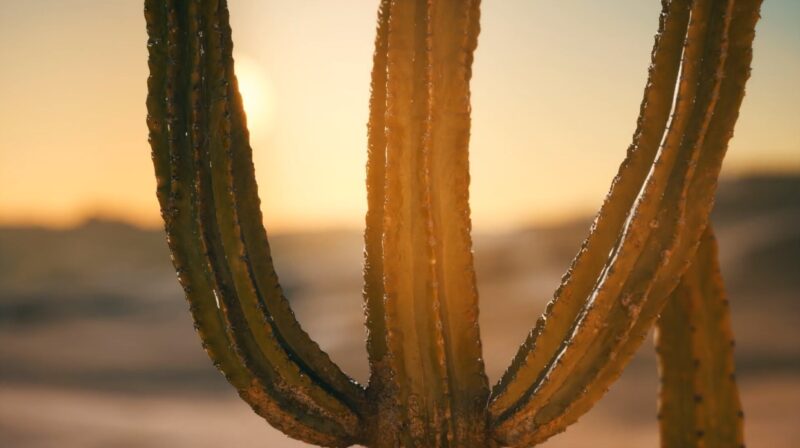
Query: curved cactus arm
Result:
<box><xmin>656</xmin><ymin>227</ymin><xmax>745</xmax><ymax>448</ymax></box>
<box><xmin>363</xmin><ymin>0</ymin><xmax>488</xmax><ymax>445</ymax></box>
<box><xmin>489</xmin><ymin>0</ymin><xmax>692</xmax><ymax>418</ymax></box>
<box><xmin>523</xmin><ymin>1</ymin><xmax>760</xmax><ymax>442</ymax></box>
<box><xmin>492</xmin><ymin>0</ymin><xmax>717</xmax><ymax>440</ymax></box>
<box><xmin>491</xmin><ymin>1</ymin><xmax>761</xmax><ymax>444</ymax></box>
<box><xmin>208</xmin><ymin>0</ymin><xmax>367</xmax><ymax>417</ymax></box>
<box><xmin>145</xmin><ymin>0</ymin><xmax>365</xmax><ymax>445</ymax></box>
<box><xmin>508</xmin><ymin>0</ymin><xmax>733</xmax><ymax>433</ymax></box>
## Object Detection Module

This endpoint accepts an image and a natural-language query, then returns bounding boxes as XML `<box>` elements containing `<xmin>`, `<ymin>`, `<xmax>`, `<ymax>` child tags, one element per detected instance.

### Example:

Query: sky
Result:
<box><xmin>0</xmin><ymin>1</ymin><xmax>798</xmax><ymax>232</ymax></box>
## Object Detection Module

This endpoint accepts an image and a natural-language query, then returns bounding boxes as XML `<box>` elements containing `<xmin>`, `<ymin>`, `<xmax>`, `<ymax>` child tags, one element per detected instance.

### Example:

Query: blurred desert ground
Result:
<box><xmin>1</xmin><ymin>174</ymin><xmax>798</xmax><ymax>447</ymax></box>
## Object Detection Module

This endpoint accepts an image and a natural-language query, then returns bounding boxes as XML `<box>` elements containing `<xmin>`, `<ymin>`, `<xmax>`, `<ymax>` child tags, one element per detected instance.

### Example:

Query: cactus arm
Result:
<box><xmin>531</xmin><ymin>1</ymin><xmax>760</xmax><ymax>441</ymax></box>
<box><xmin>208</xmin><ymin>0</ymin><xmax>365</xmax><ymax>413</ymax></box>
<box><xmin>203</xmin><ymin>0</ymin><xmax>366</xmax><ymax>423</ymax></box>
<box><xmin>657</xmin><ymin>227</ymin><xmax>745</xmax><ymax>447</ymax></box>
<box><xmin>489</xmin><ymin>0</ymin><xmax>691</xmax><ymax>416</ymax></box>
<box><xmin>146</xmin><ymin>2</ymin><xmax>347</xmax><ymax>444</ymax></box>
<box><xmin>492</xmin><ymin>1</ymin><xmax>761</xmax><ymax>444</ymax></box>
<box><xmin>504</xmin><ymin>0</ymin><xmax>737</xmax><ymax>441</ymax></box>
<box><xmin>654</xmin><ymin>269</ymin><xmax>697</xmax><ymax>447</ymax></box>
<box><xmin>491</xmin><ymin>0</ymin><xmax>711</xmax><ymax>437</ymax></box>
<box><xmin>199</xmin><ymin>0</ymin><xmax>362</xmax><ymax>434</ymax></box>
<box><xmin>146</xmin><ymin>0</ymin><xmax>366</xmax><ymax>445</ymax></box>
<box><xmin>643</xmin><ymin>5</ymin><xmax>760</xmax><ymax>445</ymax></box>
<box><xmin>210</xmin><ymin>0</ymin><xmax>367</xmax><ymax>416</ymax></box>
<box><xmin>365</xmin><ymin>0</ymin><xmax>488</xmax><ymax>445</ymax></box>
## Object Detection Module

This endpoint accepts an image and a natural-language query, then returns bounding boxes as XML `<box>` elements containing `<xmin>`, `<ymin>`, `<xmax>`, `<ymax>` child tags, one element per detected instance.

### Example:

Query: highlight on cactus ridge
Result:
<box><xmin>144</xmin><ymin>0</ymin><xmax>762</xmax><ymax>446</ymax></box>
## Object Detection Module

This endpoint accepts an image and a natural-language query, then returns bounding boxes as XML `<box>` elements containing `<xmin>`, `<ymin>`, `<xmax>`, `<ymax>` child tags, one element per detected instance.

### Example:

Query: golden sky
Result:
<box><xmin>1</xmin><ymin>1</ymin><xmax>798</xmax><ymax>231</ymax></box>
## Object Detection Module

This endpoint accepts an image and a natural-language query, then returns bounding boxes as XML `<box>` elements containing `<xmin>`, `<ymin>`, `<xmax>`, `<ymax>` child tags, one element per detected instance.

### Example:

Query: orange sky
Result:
<box><xmin>1</xmin><ymin>1</ymin><xmax>798</xmax><ymax>232</ymax></box>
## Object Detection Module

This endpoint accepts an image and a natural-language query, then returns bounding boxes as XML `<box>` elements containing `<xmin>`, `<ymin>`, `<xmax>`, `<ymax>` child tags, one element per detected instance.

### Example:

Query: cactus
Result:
<box><xmin>656</xmin><ymin>227</ymin><xmax>745</xmax><ymax>447</ymax></box>
<box><xmin>144</xmin><ymin>0</ymin><xmax>761</xmax><ymax>446</ymax></box>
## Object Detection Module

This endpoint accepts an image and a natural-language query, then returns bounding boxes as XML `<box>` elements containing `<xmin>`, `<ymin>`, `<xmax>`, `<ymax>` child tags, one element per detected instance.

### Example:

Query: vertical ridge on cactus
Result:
<box><xmin>144</xmin><ymin>0</ymin><xmax>762</xmax><ymax>446</ymax></box>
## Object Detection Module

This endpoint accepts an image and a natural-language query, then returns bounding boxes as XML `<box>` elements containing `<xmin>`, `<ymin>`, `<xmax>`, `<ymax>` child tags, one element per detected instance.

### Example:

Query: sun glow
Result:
<box><xmin>234</xmin><ymin>56</ymin><xmax>275</xmax><ymax>140</ymax></box>
<box><xmin>0</xmin><ymin>1</ymin><xmax>796</xmax><ymax>231</ymax></box>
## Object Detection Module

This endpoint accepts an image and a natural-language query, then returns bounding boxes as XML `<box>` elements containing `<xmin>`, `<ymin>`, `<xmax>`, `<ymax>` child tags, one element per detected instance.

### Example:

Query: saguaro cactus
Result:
<box><xmin>144</xmin><ymin>0</ymin><xmax>761</xmax><ymax>446</ymax></box>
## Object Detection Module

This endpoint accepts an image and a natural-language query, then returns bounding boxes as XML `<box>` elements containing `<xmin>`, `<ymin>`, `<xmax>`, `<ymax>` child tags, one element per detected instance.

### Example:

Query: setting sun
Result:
<box><xmin>234</xmin><ymin>55</ymin><xmax>275</xmax><ymax>140</ymax></box>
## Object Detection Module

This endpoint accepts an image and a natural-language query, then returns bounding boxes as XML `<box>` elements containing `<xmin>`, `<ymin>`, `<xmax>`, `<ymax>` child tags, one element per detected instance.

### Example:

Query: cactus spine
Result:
<box><xmin>144</xmin><ymin>0</ymin><xmax>761</xmax><ymax>446</ymax></box>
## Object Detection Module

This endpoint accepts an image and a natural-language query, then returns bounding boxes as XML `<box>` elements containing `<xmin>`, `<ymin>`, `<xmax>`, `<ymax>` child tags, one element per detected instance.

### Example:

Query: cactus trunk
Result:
<box><xmin>363</xmin><ymin>1</ymin><xmax>489</xmax><ymax>445</ymax></box>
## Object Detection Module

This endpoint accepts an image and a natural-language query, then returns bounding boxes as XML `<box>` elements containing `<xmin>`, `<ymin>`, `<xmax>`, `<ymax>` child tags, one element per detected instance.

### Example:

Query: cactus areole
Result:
<box><xmin>145</xmin><ymin>0</ymin><xmax>761</xmax><ymax>446</ymax></box>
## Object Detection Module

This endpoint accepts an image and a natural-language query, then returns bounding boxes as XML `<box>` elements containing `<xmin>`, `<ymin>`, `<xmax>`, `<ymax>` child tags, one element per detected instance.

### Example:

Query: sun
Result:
<box><xmin>233</xmin><ymin>55</ymin><xmax>275</xmax><ymax>140</ymax></box>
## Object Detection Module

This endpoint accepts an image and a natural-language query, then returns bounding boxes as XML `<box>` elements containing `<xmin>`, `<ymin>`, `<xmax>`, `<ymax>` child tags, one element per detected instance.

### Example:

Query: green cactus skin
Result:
<box><xmin>144</xmin><ymin>0</ymin><xmax>761</xmax><ymax>446</ymax></box>
<box><xmin>657</xmin><ymin>227</ymin><xmax>745</xmax><ymax>448</ymax></box>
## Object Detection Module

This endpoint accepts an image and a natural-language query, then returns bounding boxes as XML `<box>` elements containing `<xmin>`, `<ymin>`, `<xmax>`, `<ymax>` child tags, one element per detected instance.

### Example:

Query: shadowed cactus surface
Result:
<box><xmin>144</xmin><ymin>0</ymin><xmax>761</xmax><ymax>446</ymax></box>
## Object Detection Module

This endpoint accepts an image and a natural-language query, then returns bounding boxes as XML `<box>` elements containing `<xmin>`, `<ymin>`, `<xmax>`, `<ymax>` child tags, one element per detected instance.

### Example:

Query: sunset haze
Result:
<box><xmin>1</xmin><ymin>0</ymin><xmax>797</xmax><ymax>231</ymax></box>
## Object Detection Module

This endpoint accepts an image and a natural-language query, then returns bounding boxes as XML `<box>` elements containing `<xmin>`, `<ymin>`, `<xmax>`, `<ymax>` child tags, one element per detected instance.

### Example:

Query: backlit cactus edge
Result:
<box><xmin>144</xmin><ymin>0</ymin><xmax>761</xmax><ymax>446</ymax></box>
